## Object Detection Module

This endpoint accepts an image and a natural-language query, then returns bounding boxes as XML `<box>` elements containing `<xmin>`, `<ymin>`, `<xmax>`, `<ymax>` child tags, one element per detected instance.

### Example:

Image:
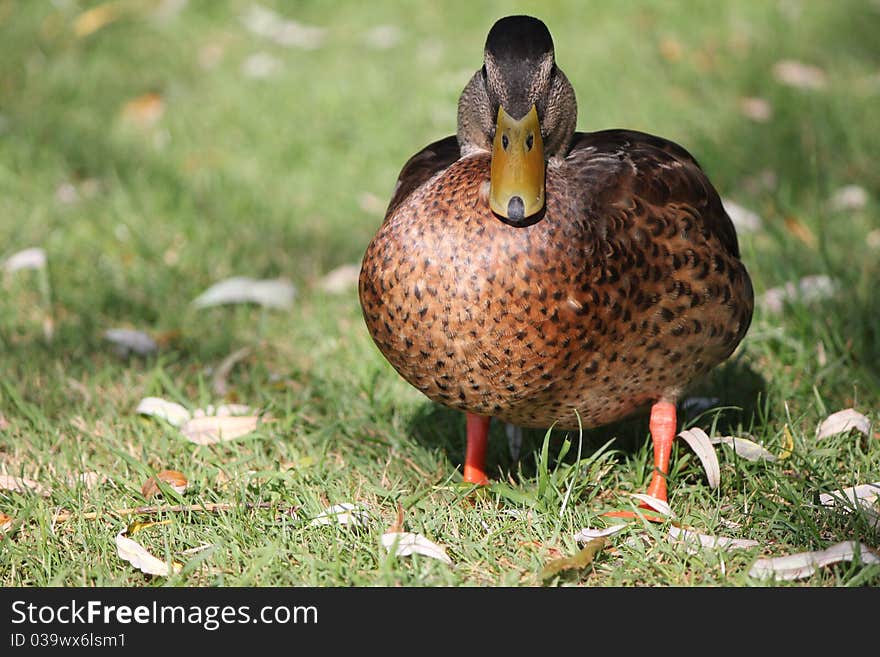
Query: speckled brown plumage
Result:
<box><xmin>358</xmin><ymin>18</ymin><xmax>753</xmax><ymax>437</ymax></box>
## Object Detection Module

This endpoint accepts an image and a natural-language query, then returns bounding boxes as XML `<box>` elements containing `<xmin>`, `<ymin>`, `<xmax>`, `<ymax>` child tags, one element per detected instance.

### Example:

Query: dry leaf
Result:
<box><xmin>0</xmin><ymin>474</ymin><xmax>51</xmax><ymax>497</ymax></box>
<box><xmin>658</xmin><ymin>37</ymin><xmax>683</xmax><ymax>62</ymax></box>
<box><xmin>381</xmin><ymin>532</ymin><xmax>452</xmax><ymax>564</ymax></box>
<box><xmin>115</xmin><ymin>531</ymin><xmax>181</xmax><ymax>576</ymax></box>
<box><xmin>820</xmin><ymin>483</ymin><xmax>880</xmax><ymax>527</ymax></box>
<box><xmin>668</xmin><ymin>525</ymin><xmax>760</xmax><ymax>554</ymax></box>
<box><xmin>573</xmin><ymin>524</ymin><xmax>626</xmax><ymax>542</ymax></box>
<box><xmin>136</xmin><ymin>397</ymin><xmax>192</xmax><ymax>427</ymax></box>
<box><xmin>180</xmin><ymin>415</ymin><xmax>260</xmax><ymax>445</ymax></box>
<box><xmin>192</xmin><ymin>404</ymin><xmax>254</xmax><ymax>418</ymax></box>
<box><xmin>104</xmin><ymin>328</ymin><xmax>158</xmax><ymax>356</ymax></box>
<box><xmin>309</xmin><ymin>503</ymin><xmax>369</xmax><ymax>528</ymax></box>
<box><xmin>0</xmin><ymin>512</ymin><xmax>12</xmax><ymax>532</ymax></box>
<box><xmin>318</xmin><ymin>264</ymin><xmax>361</xmax><ymax>294</ymax></box>
<box><xmin>212</xmin><ymin>347</ymin><xmax>251</xmax><ymax>396</ymax></box>
<box><xmin>192</xmin><ymin>276</ymin><xmax>296</xmax><ymax>309</ymax></box>
<box><xmin>749</xmin><ymin>541</ymin><xmax>880</xmax><ymax>581</ymax></box>
<box><xmin>710</xmin><ymin>435</ymin><xmax>777</xmax><ymax>461</ymax></box>
<box><xmin>3</xmin><ymin>247</ymin><xmax>47</xmax><ymax>272</ymax></box>
<box><xmin>677</xmin><ymin>427</ymin><xmax>721</xmax><ymax>489</ymax></box>
<box><xmin>142</xmin><ymin>470</ymin><xmax>188</xmax><ymax>499</ymax></box>
<box><xmin>630</xmin><ymin>493</ymin><xmax>674</xmax><ymax>517</ymax></box>
<box><xmin>829</xmin><ymin>185</ymin><xmax>868</xmax><ymax>211</ymax></box>
<box><xmin>73</xmin><ymin>2</ymin><xmax>123</xmax><ymax>38</ymax></box>
<box><xmin>541</xmin><ymin>537</ymin><xmax>605</xmax><ymax>581</ymax></box>
<box><xmin>738</xmin><ymin>97</ymin><xmax>773</xmax><ymax>122</ymax></box>
<box><xmin>120</xmin><ymin>93</ymin><xmax>165</xmax><ymax>129</ymax></box>
<box><xmin>779</xmin><ymin>424</ymin><xmax>795</xmax><ymax>460</ymax></box>
<box><xmin>816</xmin><ymin>408</ymin><xmax>871</xmax><ymax>440</ymax></box>
<box><xmin>761</xmin><ymin>275</ymin><xmax>837</xmax><ymax>313</ymax></box>
<box><xmin>773</xmin><ymin>59</ymin><xmax>827</xmax><ymax>90</ymax></box>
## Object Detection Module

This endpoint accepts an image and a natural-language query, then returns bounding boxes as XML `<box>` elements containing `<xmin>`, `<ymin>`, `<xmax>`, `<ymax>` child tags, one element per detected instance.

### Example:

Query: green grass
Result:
<box><xmin>1</xmin><ymin>0</ymin><xmax>878</xmax><ymax>586</ymax></box>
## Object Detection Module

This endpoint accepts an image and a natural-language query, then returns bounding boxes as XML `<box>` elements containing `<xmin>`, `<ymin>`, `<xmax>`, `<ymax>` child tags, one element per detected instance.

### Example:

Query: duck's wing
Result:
<box><xmin>384</xmin><ymin>136</ymin><xmax>461</xmax><ymax>221</ymax></box>
<box><xmin>566</xmin><ymin>129</ymin><xmax>741</xmax><ymax>259</ymax></box>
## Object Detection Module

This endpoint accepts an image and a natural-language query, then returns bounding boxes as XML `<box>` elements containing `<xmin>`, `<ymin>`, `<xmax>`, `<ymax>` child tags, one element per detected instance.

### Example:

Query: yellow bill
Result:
<box><xmin>489</xmin><ymin>104</ymin><xmax>545</xmax><ymax>222</ymax></box>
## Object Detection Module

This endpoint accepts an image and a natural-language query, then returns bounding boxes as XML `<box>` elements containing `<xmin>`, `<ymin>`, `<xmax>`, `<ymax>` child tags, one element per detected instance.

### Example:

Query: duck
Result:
<box><xmin>358</xmin><ymin>15</ymin><xmax>753</xmax><ymax>514</ymax></box>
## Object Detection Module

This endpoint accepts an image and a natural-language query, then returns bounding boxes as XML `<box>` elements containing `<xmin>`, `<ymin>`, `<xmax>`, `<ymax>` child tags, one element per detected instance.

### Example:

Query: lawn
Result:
<box><xmin>0</xmin><ymin>0</ymin><xmax>878</xmax><ymax>586</ymax></box>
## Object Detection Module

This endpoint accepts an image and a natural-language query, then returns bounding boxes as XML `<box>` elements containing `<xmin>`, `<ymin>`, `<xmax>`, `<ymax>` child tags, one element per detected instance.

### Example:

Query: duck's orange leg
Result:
<box><xmin>463</xmin><ymin>413</ymin><xmax>490</xmax><ymax>485</ymax></box>
<box><xmin>605</xmin><ymin>401</ymin><xmax>677</xmax><ymax>521</ymax></box>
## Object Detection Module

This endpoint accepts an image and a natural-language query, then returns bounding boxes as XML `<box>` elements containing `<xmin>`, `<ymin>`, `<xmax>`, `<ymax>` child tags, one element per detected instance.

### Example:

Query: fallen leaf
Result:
<box><xmin>3</xmin><ymin>247</ymin><xmax>47</xmax><ymax>272</ymax></box>
<box><xmin>738</xmin><ymin>96</ymin><xmax>773</xmax><ymax>122</ymax></box>
<box><xmin>779</xmin><ymin>424</ymin><xmax>795</xmax><ymax>460</ymax></box>
<box><xmin>710</xmin><ymin>435</ymin><xmax>777</xmax><ymax>461</ymax></box>
<box><xmin>761</xmin><ymin>275</ymin><xmax>837</xmax><ymax>313</ymax></box>
<box><xmin>0</xmin><ymin>474</ymin><xmax>51</xmax><ymax>497</ymax></box>
<box><xmin>211</xmin><ymin>346</ymin><xmax>252</xmax><ymax>396</ymax></box>
<box><xmin>120</xmin><ymin>93</ymin><xmax>165</xmax><ymax>129</ymax></box>
<box><xmin>816</xmin><ymin>408</ymin><xmax>871</xmax><ymax>440</ymax></box>
<box><xmin>309</xmin><ymin>503</ymin><xmax>369</xmax><ymax>528</ymax></box>
<box><xmin>749</xmin><ymin>541</ymin><xmax>880</xmax><ymax>581</ymax></box>
<box><xmin>773</xmin><ymin>59</ymin><xmax>827</xmax><ymax>90</ymax></box>
<box><xmin>104</xmin><ymin>328</ymin><xmax>158</xmax><ymax>356</ymax></box>
<box><xmin>73</xmin><ymin>2</ymin><xmax>123</xmax><ymax>38</ymax></box>
<box><xmin>318</xmin><ymin>264</ymin><xmax>361</xmax><ymax>294</ymax></box>
<box><xmin>630</xmin><ymin>493</ymin><xmax>675</xmax><ymax>517</ymax></box>
<box><xmin>721</xmin><ymin>199</ymin><xmax>763</xmax><ymax>233</ymax></box>
<box><xmin>115</xmin><ymin>530</ymin><xmax>181</xmax><ymax>576</ymax></box>
<box><xmin>658</xmin><ymin>37</ymin><xmax>683</xmax><ymax>62</ymax></box>
<box><xmin>541</xmin><ymin>537</ymin><xmax>605</xmax><ymax>581</ymax></box>
<box><xmin>381</xmin><ymin>532</ymin><xmax>452</xmax><ymax>564</ymax></box>
<box><xmin>142</xmin><ymin>470</ymin><xmax>188</xmax><ymax>499</ymax></box>
<box><xmin>668</xmin><ymin>525</ymin><xmax>760</xmax><ymax>554</ymax></box>
<box><xmin>136</xmin><ymin>397</ymin><xmax>192</xmax><ymax>427</ymax></box>
<box><xmin>677</xmin><ymin>427</ymin><xmax>721</xmax><ymax>489</ymax></box>
<box><xmin>829</xmin><ymin>185</ymin><xmax>868</xmax><ymax>211</ymax></box>
<box><xmin>180</xmin><ymin>415</ymin><xmax>260</xmax><ymax>445</ymax></box>
<box><xmin>819</xmin><ymin>482</ymin><xmax>880</xmax><ymax>527</ymax></box>
<box><xmin>192</xmin><ymin>276</ymin><xmax>296</xmax><ymax>309</ymax></box>
<box><xmin>192</xmin><ymin>404</ymin><xmax>254</xmax><ymax>418</ymax></box>
<box><xmin>0</xmin><ymin>513</ymin><xmax>12</xmax><ymax>532</ymax></box>
<box><xmin>573</xmin><ymin>524</ymin><xmax>627</xmax><ymax>542</ymax></box>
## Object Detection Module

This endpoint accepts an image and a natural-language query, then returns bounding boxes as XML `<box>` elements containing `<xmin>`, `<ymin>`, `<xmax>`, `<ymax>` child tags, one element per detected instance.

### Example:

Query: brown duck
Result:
<box><xmin>359</xmin><ymin>15</ymin><xmax>753</xmax><ymax>512</ymax></box>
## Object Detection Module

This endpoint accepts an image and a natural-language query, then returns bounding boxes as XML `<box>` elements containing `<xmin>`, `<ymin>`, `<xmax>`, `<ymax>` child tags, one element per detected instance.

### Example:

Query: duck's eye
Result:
<box><xmin>501</xmin><ymin>134</ymin><xmax>509</xmax><ymax>150</ymax></box>
<box><xmin>525</xmin><ymin>133</ymin><xmax>534</xmax><ymax>151</ymax></box>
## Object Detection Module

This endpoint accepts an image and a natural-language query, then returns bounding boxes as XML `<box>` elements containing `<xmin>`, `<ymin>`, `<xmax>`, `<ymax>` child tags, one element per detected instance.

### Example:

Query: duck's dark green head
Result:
<box><xmin>457</xmin><ymin>15</ymin><xmax>577</xmax><ymax>224</ymax></box>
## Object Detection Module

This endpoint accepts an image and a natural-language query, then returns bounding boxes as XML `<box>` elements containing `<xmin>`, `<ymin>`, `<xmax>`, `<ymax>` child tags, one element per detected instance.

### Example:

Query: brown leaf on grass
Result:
<box><xmin>749</xmin><ymin>541</ymin><xmax>880</xmax><ymax>581</ymax></box>
<box><xmin>816</xmin><ymin>408</ymin><xmax>871</xmax><ymax>440</ymax></box>
<box><xmin>66</xmin><ymin>471</ymin><xmax>107</xmax><ymax>489</ymax></box>
<box><xmin>819</xmin><ymin>483</ymin><xmax>880</xmax><ymax>528</ymax></box>
<box><xmin>541</xmin><ymin>537</ymin><xmax>605</xmax><ymax>581</ymax></box>
<box><xmin>709</xmin><ymin>435</ymin><xmax>777</xmax><ymax>461</ymax></box>
<box><xmin>573</xmin><ymin>524</ymin><xmax>626</xmax><ymax>543</ymax></box>
<box><xmin>136</xmin><ymin>397</ymin><xmax>191</xmax><ymax>427</ymax></box>
<box><xmin>120</xmin><ymin>93</ymin><xmax>165</xmax><ymax>129</ymax></box>
<box><xmin>0</xmin><ymin>512</ymin><xmax>12</xmax><ymax>532</ymax></box>
<box><xmin>104</xmin><ymin>328</ymin><xmax>158</xmax><ymax>356</ymax></box>
<box><xmin>657</xmin><ymin>37</ymin><xmax>683</xmax><ymax>62</ymax></box>
<box><xmin>180</xmin><ymin>415</ymin><xmax>260</xmax><ymax>445</ymax></box>
<box><xmin>309</xmin><ymin>503</ymin><xmax>370</xmax><ymax>528</ymax></box>
<box><xmin>668</xmin><ymin>525</ymin><xmax>760</xmax><ymax>554</ymax></box>
<box><xmin>0</xmin><ymin>474</ymin><xmax>51</xmax><ymax>497</ymax></box>
<box><xmin>142</xmin><ymin>470</ymin><xmax>188</xmax><ymax>500</ymax></box>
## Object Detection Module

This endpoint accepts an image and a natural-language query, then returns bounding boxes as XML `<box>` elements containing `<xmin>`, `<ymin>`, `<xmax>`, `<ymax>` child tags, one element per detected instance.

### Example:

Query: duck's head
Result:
<box><xmin>457</xmin><ymin>15</ymin><xmax>577</xmax><ymax>225</ymax></box>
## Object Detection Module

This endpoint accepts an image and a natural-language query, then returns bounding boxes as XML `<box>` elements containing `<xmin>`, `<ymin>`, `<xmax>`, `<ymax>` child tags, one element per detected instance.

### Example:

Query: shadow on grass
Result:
<box><xmin>405</xmin><ymin>356</ymin><xmax>767</xmax><ymax>484</ymax></box>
